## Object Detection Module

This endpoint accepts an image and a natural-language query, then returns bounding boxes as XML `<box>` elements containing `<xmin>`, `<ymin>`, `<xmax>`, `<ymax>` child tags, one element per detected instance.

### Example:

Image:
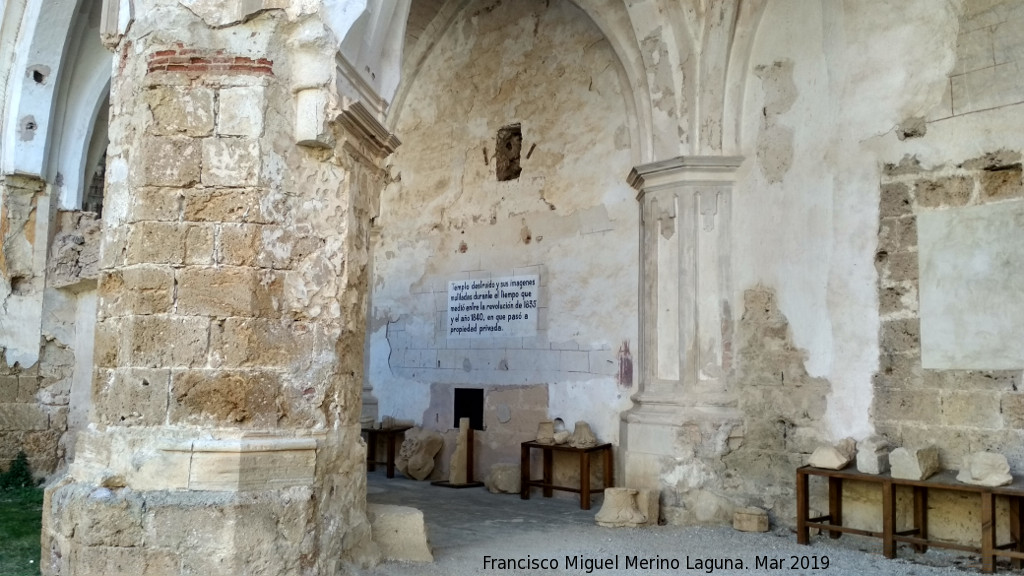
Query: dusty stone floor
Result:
<box><xmin>358</xmin><ymin>470</ymin><xmax>988</xmax><ymax>576</ymax></box>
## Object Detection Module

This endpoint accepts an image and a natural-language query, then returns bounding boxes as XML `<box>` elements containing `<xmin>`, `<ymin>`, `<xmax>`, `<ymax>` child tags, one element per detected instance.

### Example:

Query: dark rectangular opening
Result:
<box><xmin>453</xmin><ymin>388</ymin><xmax>484</xmax><ymax>430</ymax></box>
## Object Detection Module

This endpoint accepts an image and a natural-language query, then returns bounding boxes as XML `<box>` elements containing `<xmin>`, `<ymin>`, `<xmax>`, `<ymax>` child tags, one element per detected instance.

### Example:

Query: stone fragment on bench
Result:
<box><xmin>856</xmin><ymin>436</ymin><xmax>890</xmax><ymax>475</ymax></box>
<box><xmin>890</xmin><ymin>445</ymin><xmax>940</xmax><ymax>480</ymax></box>
<box><xmin>595</xmin><ymin>487</ymin><xmax>658</xmax><ymax>528</ymax></box>
<box><xmin>957</xmin><ymin>451</ymin><xmax>1013</xmax><ymax>487</ymax></box>
<box><xmin>485</xmin><ymin>463</ymin><xmax>521</xmax><ymax>494</ymax></box>
<box><xmin>808</xmin><ymin>438</ymin><xmax>855</xmax><ymax>470</ymax></box>
<box><xmin>733</xmin><ymin>507</ymin><xmax>769</xmax><ymax>532</ymax></box>
<box><xmin>367</xmin><ymin>503</ymin><xmax>433</xmax><ymax>563</ymax></box>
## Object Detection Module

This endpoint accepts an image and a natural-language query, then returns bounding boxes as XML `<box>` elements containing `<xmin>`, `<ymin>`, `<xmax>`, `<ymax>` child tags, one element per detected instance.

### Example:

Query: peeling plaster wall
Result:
<box><xmin>734</xmin><ymin>0</ymin><xmax>960</xmax><ymax>441</ymax></box>
<box><xmin>729</xmin><ymin>0</ymin><xmax>1024</xmax><ymax>540</ymax></box>
<box><xmin>369</xmin><ymin>0</ymin><xmax>637</xmax><ymax>463</ymax></box>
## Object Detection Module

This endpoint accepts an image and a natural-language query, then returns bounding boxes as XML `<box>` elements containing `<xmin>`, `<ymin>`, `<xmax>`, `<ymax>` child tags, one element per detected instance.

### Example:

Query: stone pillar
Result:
<box><xmin>41</xmin><ymin>2</ymin><xmax>399</xmax><ymax>574</ymax></box>
<box><xmin>620</xmin><ymin>156</ymin><xmax>745</xmax><ymax>524</ymax></box>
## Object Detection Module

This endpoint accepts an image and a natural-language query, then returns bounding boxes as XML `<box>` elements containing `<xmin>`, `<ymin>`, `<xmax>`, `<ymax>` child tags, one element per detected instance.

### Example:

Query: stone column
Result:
<box><xmin>41</xmin><ymin>2</ymin><xmax>398</xmax><ymax>574</ymax></box>
<box><xmin>620</xmin><ymin>156</ymin><xmax>745</xmax><ymax>524</ymax></box>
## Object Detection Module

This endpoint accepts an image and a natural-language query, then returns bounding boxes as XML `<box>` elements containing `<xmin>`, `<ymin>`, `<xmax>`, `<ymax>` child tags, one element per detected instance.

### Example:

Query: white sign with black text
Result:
<box><xmin>447</xmin><ymin>275</ymin><xmax>539</xmax><ymax>338</ymax></box>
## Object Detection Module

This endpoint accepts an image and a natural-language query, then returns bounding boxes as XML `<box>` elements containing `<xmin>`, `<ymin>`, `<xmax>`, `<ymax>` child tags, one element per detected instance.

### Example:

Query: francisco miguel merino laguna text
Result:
<box><xmin>483</xmin><ymin>554</ymin><xmax>831</xmax><ymax>573</ymax></box>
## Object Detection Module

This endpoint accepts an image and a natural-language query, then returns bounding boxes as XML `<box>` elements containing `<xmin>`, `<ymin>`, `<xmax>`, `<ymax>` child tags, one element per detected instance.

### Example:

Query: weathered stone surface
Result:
<box><xmin>98</xmin><ymin>266</ymin><xmax>175</xmax><ymax>317</ymax></box>
<box><xmin>961</xmin><ymin>149</ymin><xmax>1023</xmax><ymax>171</ymax></box>
<box><xmin>856</xmin><ymin>436</ymin><xmax>890</xmax><ymax>475</ymax></box>
<box><xmin>183</xmin><ymin>188</ymin><xmax>266</xmax><ymax>223</ymax></box>
<box><xmin>1002</xmin><ymin>392</ymin><xmax>1024</xmax><ymax>428</ymax></box>
<box><xmin>890</xmin><ymin>446</ymin><xmax>941</xmax><ymax>480</ymax></box>
<box><xmin>915</xmin><ymin>176</ymin><xmax>973</xmax><ymax>208</ymax></box>
<box><xmin>733</xmin><ymin>506</ymin><xmax>769</xmax><ymax>532</ymax></box>
<box><xmin>595</xmin><ymin>487</ymin><xmax>656</xmax><ymax>528</ymax></box>
<box><xmin>48</xmin><ymin>211</ymin><xmax>101</xmax><ymax>288</ymax></box>
<box><xmin>485</xmin><ymin>463</ymin><xmax>520</xmax><ymax>494</ymax></box>
<box><xmin>808</xmin><ymin>446</ymin><xmax>850</xmax><ymax>470</ymax></box>
<box><xmin>979</xmin><ymin>166</ymin><xmax>1024</xmax><ymax>201</ymax></box>
<box><xmin>122</xmin><ymin>315</ymin><xmax>209</xmax><ymax>368</ymax></box>
<box><xmin>880</xmin><ymin>182</ymin><xmax>913</xmax><ymax>217</ymax></box>
<box><xmin>449</xmin><ymin>417</ymin><xmax>469</xmax><ymax>484</ymax></box>
<box><xmin>130</xmin><ymin>187</ymin><xmax>182</xmax><ymax>222</ymax></box>
<box><xmin>201</xmin><ymin>138</ymin><xmax>260</xmax><ymax>186</ymax></box>
<box><xmin>217</xmin><ymin>86</ymin><xmax>265</xmax><ymax>137</ymax></box>
<box><xmin>93</xmin><ymin>368</ymin><xmax>170</xmax><ymax>426</ymax></box>
<box><xmin>140</xmin><ymin>137</ymin><xmax>200</xmax><ymax>186</ymax></box>
<box><xmin>125</xmin><ymin>222</ymin><xmax>213</xmax><ymax>265</ymax></box>
<box><xmin>396</xmin><ymin>427</ymin><xmax>443</xmax><ymax>481</ymax></box>
<box><xmin>366</xmin><ymin>504</ymin><xmax>433</xmax><ymax>563</ymax></box>
<box><xmin>170</xmin><ymin>369</ymin><xmax>280</xmax><ymax>427</ymax></box>
<box><xmin>569</xmin><ymin>420</ymin><xmax>598</xmax><ymax>448</ymax></box>
<box><xmin>176</xmin><ymin>267</ymin><xmax>282</xmax><ymax>318</ymax></box>
<box><xmin>77</xmin><ymin>487</ymin><xmax>145</xmax><ymax>547</ymax></box>
<box><xmin>941</xmin><ymin>390</ymin><xmax>1002</xmax><ymax>427</ymax></box>
<box><xmin>144</xmin><ymin>86</ymin><xmax>215</xmax><ymax>137</ymax></box>
<box><xmin>535</xmin><ymin>420</ymin><xmax>554</xmax><ymax>444</ymax></box>
<box><xmin>879</xmin><ymin>318</ymin><xmax>921</xmax><ymax>352</ymax></box>
<box><xmin>210</xmin><ymin>318</ymin><xmax>313</xmax><ymax>368</ymax></box>
<box><xmin>0</xmin><ymin>404</ymin><xmax>48</xmax><ymax>430</ymax></box>
<box><xmin>187</xmin><ymin>439</ymin><xmax>317</xmax><ymax>491</ymax></box>
<box><xmin>957</xmin><ymin>451</ymin><xmax>1012</xmax><ymax>486</ymax></box>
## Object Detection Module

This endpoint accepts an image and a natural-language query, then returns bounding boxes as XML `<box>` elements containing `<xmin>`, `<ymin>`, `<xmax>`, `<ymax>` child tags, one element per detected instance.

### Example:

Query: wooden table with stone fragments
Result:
<box><xmin>796</xmin><ymin>465</ymin><xmax>1024</xmax><ymax>573</ymax></box>
<box><xmin>363</xmin><ymin>425</ymin><xmax>413</xmax><ymax>478</ymax></box>
<box><xmin>520</xmin><ymin>441</ymin><xmax>613</xmax><ymax>510</ymax></box>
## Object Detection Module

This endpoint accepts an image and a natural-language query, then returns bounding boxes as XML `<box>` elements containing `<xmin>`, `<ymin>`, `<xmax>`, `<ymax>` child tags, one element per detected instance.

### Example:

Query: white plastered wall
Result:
<box><xmin>733</xmin><ymin>0</ymin><xmax>961</xmax><ymax>440</ymax></box>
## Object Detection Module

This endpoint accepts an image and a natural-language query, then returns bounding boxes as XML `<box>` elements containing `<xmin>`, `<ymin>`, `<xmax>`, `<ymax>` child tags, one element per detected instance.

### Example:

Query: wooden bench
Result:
<box><xmin>796</xmin><ymin>465</ymin><xmax>1024</xmax><ymax>573</ymax></box>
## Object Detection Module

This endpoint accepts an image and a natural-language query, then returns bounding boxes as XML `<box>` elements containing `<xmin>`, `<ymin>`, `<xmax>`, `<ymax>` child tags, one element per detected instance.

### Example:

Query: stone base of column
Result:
<box><xmin>41</xmin><ymin>427</ymin><xmax>373</xmax><ymax>576</ymax></box>
<box><xmin>620</xmin><ymin>400</ymin><xmax>744</xmax><ymax>525</ymax></box>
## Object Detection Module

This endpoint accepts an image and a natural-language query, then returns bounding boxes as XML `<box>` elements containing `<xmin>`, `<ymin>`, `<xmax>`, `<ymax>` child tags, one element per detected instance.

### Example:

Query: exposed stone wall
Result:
<box><xmin>874</xmin><ymin>152</ymin><xmax>1024</xmax><ymax>468</ymax></box>
<box><xmin>722</xmin><ymin>287</ymin><xmax>830</xmax><ymax>524</ymax></box>
<box><xmin>48</xmin><ymin>211</ymin><xmax>101</xmax><ymax>290</ymax></box>
<box><xmin>369</xmin><ymin>0</ymin><xmax>637</xmax><ymax>465</ymax></box>
<box><xmin>0</xmin><ymin>175</ymin><xmax>78</xmax><ymax>478</ymax></box>
<box><xmin>42</xmin><ymin>1</ymin><xmax>394</xmax><ymax>573</ymax></box>
<box><xmin>0</xmin><ymin>340</ymin><xmax>72</xmax><ymax>477</ymax></box>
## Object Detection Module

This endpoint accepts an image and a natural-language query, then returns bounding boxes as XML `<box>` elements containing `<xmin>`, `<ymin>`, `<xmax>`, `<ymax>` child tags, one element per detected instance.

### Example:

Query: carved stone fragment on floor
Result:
<box><xmin>395</xmin><ymin>427</ymin><xmax>444</xmax><ymax>481</ymax></box>
<box><xmin>485</xmin><ymin>463</ymin><xmax>521</xmax><ymax>494</ymax></box>
<box><xmin>595</xmin><ymin>487</ymin><xmax>658</xmax><ymax>528</ymax></box>
<box><xmin>733</xmin><ymin>507</ymin><xmax>769</xmax><ymax>532</ymax></box>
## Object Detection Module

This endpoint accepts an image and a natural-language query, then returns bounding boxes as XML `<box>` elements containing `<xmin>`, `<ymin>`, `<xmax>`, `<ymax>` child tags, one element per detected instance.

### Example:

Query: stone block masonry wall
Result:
<box><xmin>0</xmin><ymin>341</ymin><xmax>71</xmax><ymax>477</ymax></box>
<box><xmin>41</xmin><ymin>3</ymin><xmax>395</xmax><ymax>574</ymax></box>
<box><xmin>721</xmin><ymin>287</ymin><xmax>831</xmax><ymax>525</ymax></box>
<box><xmin>874</xmin><ymin>151</ymin><xmax>1024</xmax><ymax>468</ymax></box>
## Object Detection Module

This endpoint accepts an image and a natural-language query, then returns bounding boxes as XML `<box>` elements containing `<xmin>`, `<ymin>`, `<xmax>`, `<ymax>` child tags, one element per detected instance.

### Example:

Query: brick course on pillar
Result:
<box><xmin>41</xmin><ymin>2</ymin><xmax>398</xmax><ymax>574</ymax></box>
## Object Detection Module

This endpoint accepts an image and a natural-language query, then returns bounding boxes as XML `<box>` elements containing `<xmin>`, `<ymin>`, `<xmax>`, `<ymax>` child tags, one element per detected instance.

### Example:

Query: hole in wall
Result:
<box><xmin>496</xmin><ymin>123</ymin><xmax>523</xmax><ymax>182</ymax></box>
<box><xmin>10</xmin><ymin>276</ymin><xmax>30</xmax><ymax>295</ymax></box>
<box><xmin>27</xmin><ymin>65</ymin><xmax>49</xmax><ymax>84</ymax></box>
